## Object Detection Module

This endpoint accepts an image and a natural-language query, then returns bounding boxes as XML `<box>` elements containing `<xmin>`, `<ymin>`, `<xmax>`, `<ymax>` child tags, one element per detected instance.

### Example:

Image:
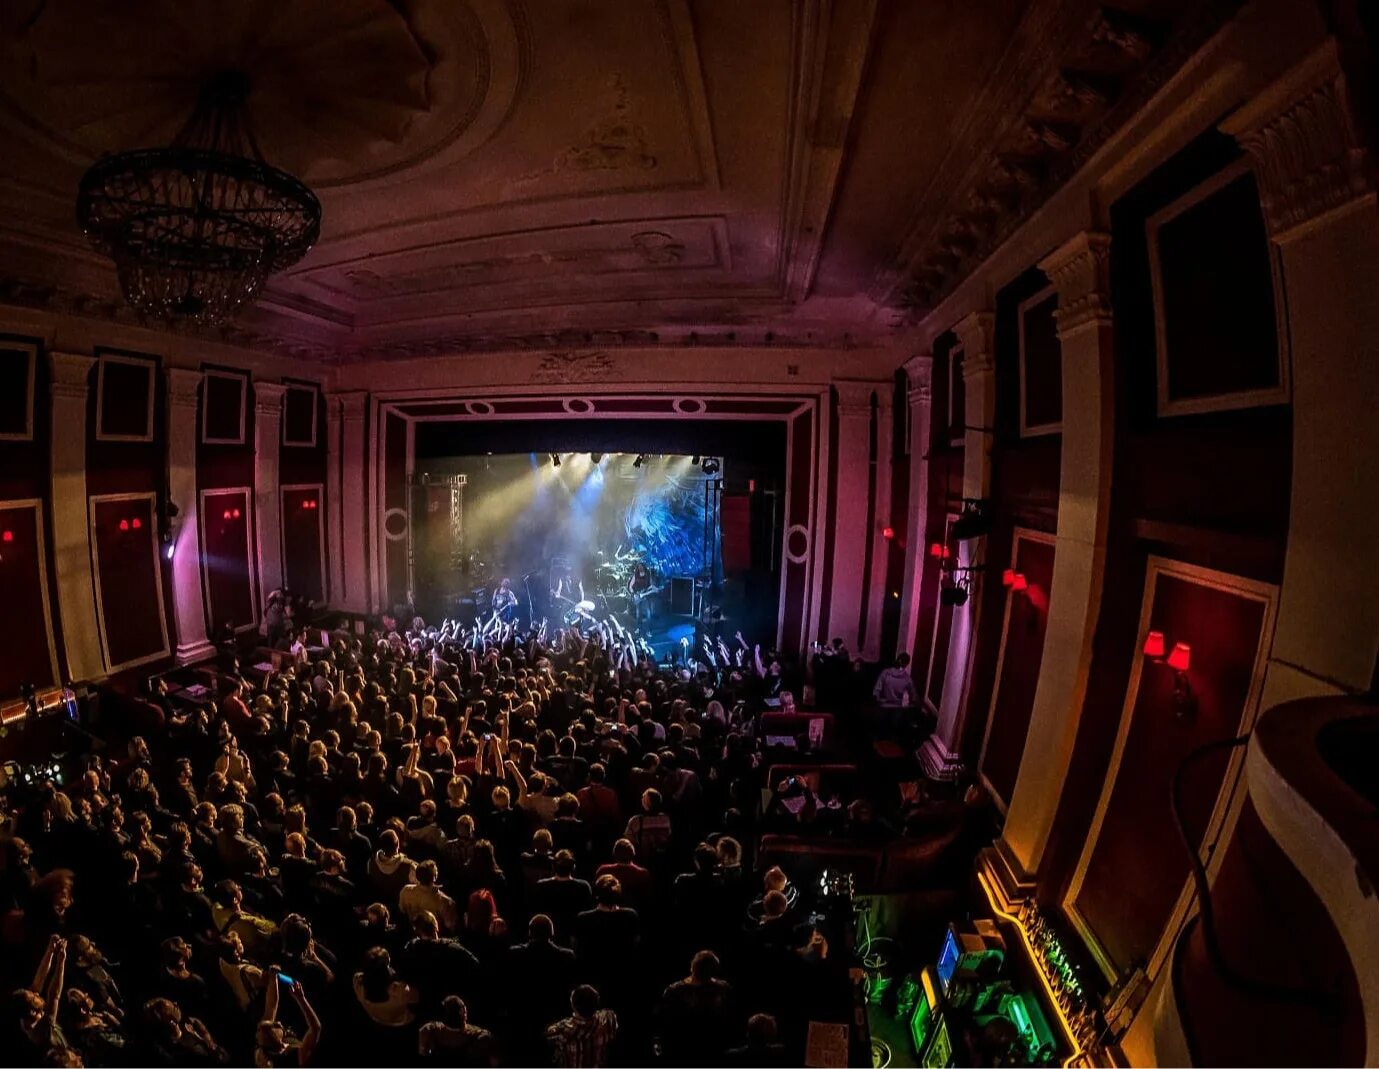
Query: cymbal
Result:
<box><xmin>576</xmin><ymin>600</ymin><xmax>596</xmax><ymax>612</ymax></box>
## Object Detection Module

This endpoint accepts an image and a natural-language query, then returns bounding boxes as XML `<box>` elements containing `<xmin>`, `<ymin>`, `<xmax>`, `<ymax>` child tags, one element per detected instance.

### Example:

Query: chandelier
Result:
<box><xmin>76</xmin><ymin>71</ymin><xmax>321</xmax><ymax>326</ymax></box>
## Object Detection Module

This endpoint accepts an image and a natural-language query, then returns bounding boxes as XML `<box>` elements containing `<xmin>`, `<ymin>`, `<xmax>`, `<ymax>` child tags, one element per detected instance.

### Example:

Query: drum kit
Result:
<box><xmin>555</xmin><ymin>548</ymin><xmax>641</xmax><ymax>625</ymax></box>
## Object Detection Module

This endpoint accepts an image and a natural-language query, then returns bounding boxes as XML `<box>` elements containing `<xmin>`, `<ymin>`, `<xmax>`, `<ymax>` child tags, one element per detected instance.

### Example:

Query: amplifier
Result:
<box><xmin>669</xmin><ymin>576</ymin><xmax>697</xmax><ymax>616</ymax></box>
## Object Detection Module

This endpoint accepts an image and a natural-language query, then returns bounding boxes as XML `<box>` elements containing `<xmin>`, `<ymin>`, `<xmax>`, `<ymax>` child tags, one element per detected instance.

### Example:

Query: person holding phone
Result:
<box><xmin>256</xmin><ymin>967</ymin><xmax>322</xmax><ymax>1067</ymax></box>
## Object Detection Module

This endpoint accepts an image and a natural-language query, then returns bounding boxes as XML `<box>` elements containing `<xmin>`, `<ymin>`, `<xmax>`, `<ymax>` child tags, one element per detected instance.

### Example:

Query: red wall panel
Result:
<box><xmin>201</xmin><ymin>489</ymin><xmax>256</xmax><ymax>633</ymax></box>
<box><xmin>281</xmin><ymin>485</ymin><xmax>325</xmax><ymax>604</ymax></box>
<box><xmin>383</xmin><ymin>410</ymin><xmax>410</xmax><ymax>611</ymax></box>
<box><xmin>0</xmin><ymin>502</ymin><xmax>58</xmax><ymax>696</ymax></box>
<box><xmin>980</xmin><ymin>536</ymin><xmax>1055</xmax><ymax>805</ymax></box>
<box><xmin>1073</xmin><ymin>570</ymin><xmax>1269</xmax><ymax>972</ymax></box>
<box><xmin>90</xmin><ymin>495</ymin><xmax>168</xmax><ymax>669</ymax></box>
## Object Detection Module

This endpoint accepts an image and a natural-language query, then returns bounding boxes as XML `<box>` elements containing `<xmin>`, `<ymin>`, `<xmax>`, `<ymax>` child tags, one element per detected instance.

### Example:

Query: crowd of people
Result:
<box><xmin>0</xmin><ymin>614</ymin><xmax>896</xmax><ymax>1067</ymax></box>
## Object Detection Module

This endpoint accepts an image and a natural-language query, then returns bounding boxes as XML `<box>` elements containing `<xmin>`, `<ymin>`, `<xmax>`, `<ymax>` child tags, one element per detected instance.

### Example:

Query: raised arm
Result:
<box><xmin>30</xmin><ymin>935</ymin><xmax>58</xmax><ymax>995</ymax></box>
<box><xmin>263</xmin><ymin>967</ymin><xmax>281</xmax><ymax>1024</ymax></box>
<box><xmin>754</xmin><ymin>644</ymin><xmax>766</xmax><ymax>678</ymax></box>
<box><xmin>505</xmin><ymin>758</ymin><xmax>528</xmax><ymax>802</ymax></box>
<box><xmin>292</xmin><ymin>983</ymin><xmax>322</xmax><ymax>1066</ymax></box>
<box><xmin>42</xmin><ymin>938</ymin><xmax>66</xmax><ymax>1022</ymax></box>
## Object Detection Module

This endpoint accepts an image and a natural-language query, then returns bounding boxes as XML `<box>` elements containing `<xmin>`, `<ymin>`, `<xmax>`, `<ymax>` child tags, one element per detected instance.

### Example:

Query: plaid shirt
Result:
<box><xmin>546</xmin><ymin>1009</ymin><xmax>618</xmax><ymax>1068</ymax></box>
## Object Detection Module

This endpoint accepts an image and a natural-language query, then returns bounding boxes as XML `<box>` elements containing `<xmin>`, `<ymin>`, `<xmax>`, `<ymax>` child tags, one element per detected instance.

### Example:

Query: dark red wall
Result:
<box><xmin>382</xmin><ymin>409</ymin><xmax>410</xmax><ymax>611</ymax></box>
<box><xmin>202</xmin><ymin>488</ymin><xmax>256</xmax><ymax>634</ymax></box>
<box><xmin>1072</xmin><ymin>571</ymin><xmax>1268</xmax><ymax>970</ymax></box>
<box><xmin>90</xmin><ymin>495</ymin><xmax>168</xmax><ymax>668</ymax></box>
<box><xmin>959</xmin><ymin>266</ymin><xmax>1061</xmax><ymax>762</ymax></box>
<box><xmin>980</xmin><ymin>536</ymin><xmax>1055</xmax><ymax>806</ymax></box>
<box><xmin>1038</xmin><ymin>129</ymin><xmax>1291</xmax><ymax>912</ymax></box>
<box><xmin>281</xmin><ymin>485</ymin><xmax>325</xmax><ymax>604</ymax></box>
<box><xmin>0</xmin><ymin>502</ymin><xmax>57</xmax><ymax>693</ymax></box>
<box><xmin>86</xmin><ymin>350</ymin><xmax>178</xmax><ymax>672</ymax></box>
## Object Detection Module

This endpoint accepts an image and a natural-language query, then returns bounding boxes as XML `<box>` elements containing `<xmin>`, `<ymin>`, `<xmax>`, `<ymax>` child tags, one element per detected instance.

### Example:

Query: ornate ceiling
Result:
<box><xmin>0</xmin><ymin>0</ymin><xmax>1239</xmax><ymax>362</ymax></box>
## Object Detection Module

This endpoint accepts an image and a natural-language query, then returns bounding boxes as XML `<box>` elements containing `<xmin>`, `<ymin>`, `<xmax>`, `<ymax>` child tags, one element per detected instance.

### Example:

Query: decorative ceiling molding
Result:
<box><xmin>0</xmin><ymin>0</ymin><xmax>510</xmax><ymax>189</ymax></box>
<box><xmin>776</xmin><ymin>0</ymin><xmax>881</xmax><ymax>304</ymax></box>
<box><xmin>879</xmin><ymin>0</ymin><xmax>1247</xmax><ymax>320</ymax></box>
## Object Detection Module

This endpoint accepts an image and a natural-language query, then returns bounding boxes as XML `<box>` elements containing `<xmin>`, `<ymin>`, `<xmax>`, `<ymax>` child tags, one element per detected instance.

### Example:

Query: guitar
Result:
<box><xmin>630</xmin><ymin>584</ymin><xmax>664</xmax><ymax>605</ymax></box>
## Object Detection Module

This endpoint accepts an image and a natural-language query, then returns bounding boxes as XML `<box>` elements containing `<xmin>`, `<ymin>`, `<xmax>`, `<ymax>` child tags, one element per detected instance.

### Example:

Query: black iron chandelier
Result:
<box><xmin>76</xmin><ymin>71</ymin><xmax>321</xmax><ymax>326</ymax></box>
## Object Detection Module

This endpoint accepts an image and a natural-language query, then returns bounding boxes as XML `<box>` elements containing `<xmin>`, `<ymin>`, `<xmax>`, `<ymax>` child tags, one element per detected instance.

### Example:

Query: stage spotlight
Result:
<box><xmin>940</xmin><ymin>583</ymin><xmax>969</xmax><ymax>607</ymax></box>
<box><xmin>701</xmin><ymin>457</ymin><xmax>721</xmax><ymax>475</ymax></box>
<box><xmin>591</xmin><ymin>453</ymin><xmax>603</xmax><ymax>464</ymax></box>
<box><xmin>550</xmin><ymin>453</ymin><xmax>561</xmax><ymax>467</ymax></box>
<box><xmin>633</xmin><ymin>454</ymin><xmax>645</xmax><ymax>468</ymax></box>
<box><xmin>950</xmin><ymin>499</ymin><xmax>993</xmax><ymax>541</ymax></box>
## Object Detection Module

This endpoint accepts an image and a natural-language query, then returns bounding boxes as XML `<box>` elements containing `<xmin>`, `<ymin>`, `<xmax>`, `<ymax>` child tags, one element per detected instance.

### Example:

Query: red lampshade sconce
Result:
<box><xmin>1143</xmin><ymin>630</ymin><xmax>1196</xmax><ymax>719</ymax></box>
<box><xmin>1001</xmin><ymin>569</ymin><xmax>1029</xmax><ymax>593</ymax></box>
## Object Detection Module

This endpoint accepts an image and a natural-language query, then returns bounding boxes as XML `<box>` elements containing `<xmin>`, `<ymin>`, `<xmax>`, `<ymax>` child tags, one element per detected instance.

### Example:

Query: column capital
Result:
<box><xmin>1039</xmin><ymin>231</ymin><xmax>1112</xmax><ymax>336</ymax></box>
<box><xmin>334</xmin><ymin>390</ymin><xmax>369</xmax><ymax>422</ymax></box>
<box><xmin>165</xmin><ymin>367</ymin><xmax>203</xmax><ymax>410</ymax></box>
<box><xmin>254</xmin><ymin>379</ymin><xmax>288</xmax><ymax>416</ymax></box>
<box><xmin>1220</xmin><ymin>38</ymin><xmax>1375</xmax><ymax>243</ymax></box>
<box><xmin>834</xmin><ymin>378</ymin><xmax>883</xmax><ymax>419</ymax></box>
<box><xmin>49</xmin><ymin>352</ymin><xmax>94</xmax><ymax>401</ymax></box>
<box><xmin>904</xmin><ymin>352</ymin><xmax>934</xmax><ymax>407</ymax></box>
<box><xmin>954</xmin><ymin>312</ymin><xmax>995</xmax><ymax>379</ymax></box>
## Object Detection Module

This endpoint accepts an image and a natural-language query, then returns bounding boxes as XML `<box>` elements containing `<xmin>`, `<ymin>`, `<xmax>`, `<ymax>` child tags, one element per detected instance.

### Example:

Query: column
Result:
<box><xmin>826</xmin><ymin>379</ymin><xmax>884</xmax><ymax>654</ymax></box>
<box><xmin>1000</xmin><ymin>232</ymin><xmax>1115</xmax><ymax>880</ymax></box>
<box><xmin>48</xmin><ymin>352</ymin><xmax>104</xmax><ymax>681</ymax></box>
<box><xmin>253</xmin><ymin>381</ymin><xmax>287</xmax><ymax>608</ymax></box>
<box><xmin>896</xmin><ymin>353</ymin><xmax>934</xmax><ymax>665</ymax></box>
<box><xmin>861</xmin><ymin>384</ymin><xmax>894</xmax><ymax>662</ymax></box>
<box><xmin>339</xmin><ymin>392</ymin><xmax>369</xmax><ymax>613</ymax></box>
<box><xmin>924</xmin><ymin>312</ymin><xmax>995</xmax><ymax>777</ymax></box>
<box><xmin>325</xmin><ymin>393</ymin><xmax>345</xmax><ymax>608</ymax></box>
<box><xmin>1222</xmin><ymin>39</ymin><xmax>1379</xmax><ymax>705</ymax></box>
<box><xmin>166</xmin><ymin>367</ymin><xmax>215</xmax><ymax>664</ymax></box>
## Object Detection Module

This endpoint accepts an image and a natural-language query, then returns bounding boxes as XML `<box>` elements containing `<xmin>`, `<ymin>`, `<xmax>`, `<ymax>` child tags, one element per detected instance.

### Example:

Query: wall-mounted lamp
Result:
<box><xmin>1143</xmin><ymin>630</ymin><xmax>1195</xmax><ymax>719</ymax></box>
<box><xmin>882</xmin><ymin>525</ymin><xmax>895</xmax><ymax>541</ymax></box>
<box><xmin>1001</xmin><ymin>569</ymin><xmax>1028</xmax><ymax>592</ymax></box>
<box><xmin>929</xmin><ymin>542</ymin><xmax>951</xmax><ymax>560</ymax></box>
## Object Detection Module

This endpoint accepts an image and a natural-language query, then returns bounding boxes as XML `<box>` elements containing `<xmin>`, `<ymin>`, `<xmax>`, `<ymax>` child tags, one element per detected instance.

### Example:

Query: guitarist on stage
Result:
<box><xmin>627</xmin><ymin>561</ymin><xmax>657</xmax><ymax>628</ymax></box>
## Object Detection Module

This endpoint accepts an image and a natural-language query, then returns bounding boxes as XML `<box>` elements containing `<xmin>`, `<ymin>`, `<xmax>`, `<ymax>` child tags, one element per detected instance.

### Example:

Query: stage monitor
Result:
<box><xmin>909</xmin><ymin>966</ymin><xmax>942</xmax><ymax>1055</ymax></box>
<box><xmin>923</xmin><ymin>1016</ymin><xmax>954</xmax><ymax>1068</ymax></box>
<box><xmin>937</xmin><ymin>927</ymin><xmax>961</xmax><ymax>992</ymax></box>
<box><xmin>937</xmin><ymin>924</ymin><xmax>992</xmax><ymax>991</ymax></box>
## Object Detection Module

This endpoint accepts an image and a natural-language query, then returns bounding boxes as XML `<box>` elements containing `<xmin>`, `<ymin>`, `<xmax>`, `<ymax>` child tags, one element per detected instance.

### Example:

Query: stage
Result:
<box><xmin>407</xmin><ymin>451</ymin><xmax>780</xmax><ymax>658</ymax></box>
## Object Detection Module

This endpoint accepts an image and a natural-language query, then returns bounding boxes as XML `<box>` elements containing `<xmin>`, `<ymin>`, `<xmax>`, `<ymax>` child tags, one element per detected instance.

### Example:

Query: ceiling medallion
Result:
<box><xmin>75</xmin><ymin>71</ymin><xmax>321</xmax><ymax>326</ymax></box>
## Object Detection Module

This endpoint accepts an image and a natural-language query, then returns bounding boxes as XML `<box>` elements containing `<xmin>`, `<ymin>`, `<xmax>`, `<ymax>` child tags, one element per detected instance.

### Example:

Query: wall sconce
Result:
<box><xmin>1001</xmin><ymin>569</ymin><xmax>1028</xmax><ymax>592</ymax></box>
<box><xmin>1143</xmin><ymin>630</ymin><xmax>1195</xmax><ymax>720</ymax></box>
<box><xmin>882</xmin><ymin>525</ymin><xmax>895</xmax><ymax>541</ymax></box>
<box><xmin>929</xmin><ymin>542</ymin><xmax>951</xmax><ymax>559</ymax></box>
<box><xmin>1</xmin><ymin>530</ymin><xmax>12</xmax><ymax>543</ymax></box>
<box><xmin>118</xmin><ymin>519</ymin><xmax>129</xmax><ymax>531</ymax></box>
